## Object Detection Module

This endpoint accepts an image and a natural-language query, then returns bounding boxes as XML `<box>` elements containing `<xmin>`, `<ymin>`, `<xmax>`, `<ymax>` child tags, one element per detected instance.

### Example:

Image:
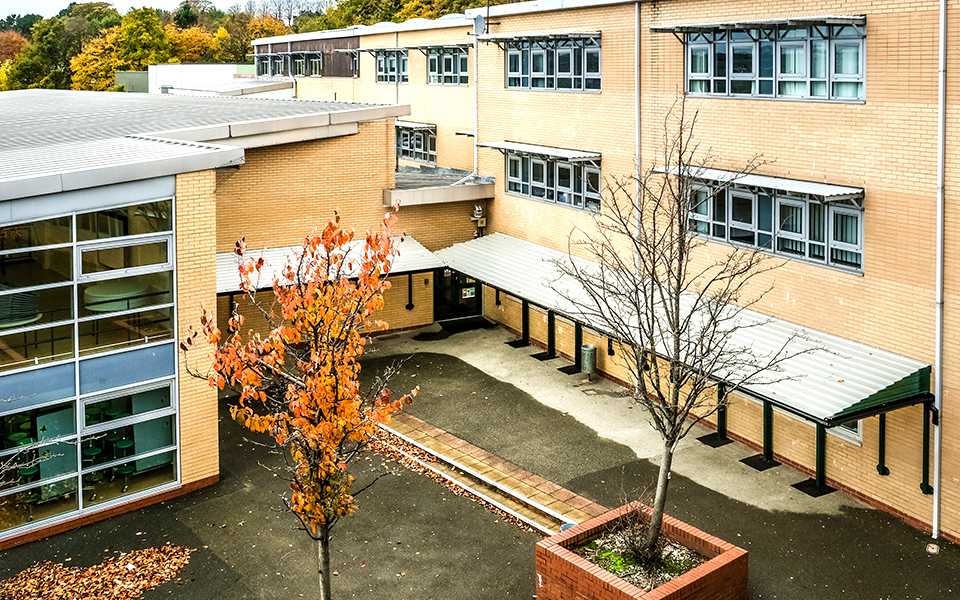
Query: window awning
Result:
<box><xmin>650</xmin><ymin>15</ymin><xmax>866</xmax><ymax>33</ymax></box>
<box><xmin>396</xmin><ymin>120</ymin><xmax>436</xmax><ymax>132</ymax></box>
<box><xmin>408</xmin><ymin>44</ymin><xmax>471</xmax><ymax>51</ymax></box>
<box><xmin>435</xmin><ymin>233</ymin><xmax>931</xmax><ymax>427</ymax></box>
<box><xmin>478</xmin><ymin>140</ymin><xmax>601</xmax><ymax>163</ymax></box>
<box><xmin>654</xmin><ymin>166</ymin><xmax>864</xmax><ymax>203</ymax></box>
<box><xmin>477</xmin><ymin>30</ymin><xmax>601</xmax><ymax>43</ymax></box>
<box><xmin>216</xmin><ymin>236</ymin><xmax>441</xmax><ymax>294</ymax></box>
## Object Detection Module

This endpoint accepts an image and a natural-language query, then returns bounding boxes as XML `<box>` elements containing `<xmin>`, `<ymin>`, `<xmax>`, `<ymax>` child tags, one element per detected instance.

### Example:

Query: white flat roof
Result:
<box><xmin>654</xmin><ymin>166</ymin><xmax>864</xmax><ymax>202</ymax></box>
<box><xmin>436</xmin><ymin>233</ymin><xmax>929</xmax><ymax>424</ymax></box>
<box><xmin>465</xmin><ymin>0</ymin><xmax>635</xmax><ymax>18</ymax></box>
<box><xmin>253</xmin><ymin>14</ymin><xmax>473</xmax><ymax>46</ymax></box>
<box><xmin>216</xmin><ymin>236</ymin><xmax>441</xmax><ymax>294</ymax></box>
<box><xmin>478</xmin><ymin>140</ymin><xmax>601</xmax><ymax>162</ymax></box>
<box><xmin>396</xmin><ymin>119</ymin><xmax>436</xmax><ymax>131</ymax></box>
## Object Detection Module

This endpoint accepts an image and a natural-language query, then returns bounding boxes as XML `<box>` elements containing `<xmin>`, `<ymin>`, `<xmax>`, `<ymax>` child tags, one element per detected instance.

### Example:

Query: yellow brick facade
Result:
<box><xmin>467</xmin><ymin>0</ymin><xmax>960</xmax><ymax>539</ymax></box>
<box><xmin>175</xmin><ymin>170</ymin><xmax>220</xmax><ymax>486</ymax></box>
<box><xmin>296</xmin><ymin>26</ymin><xmax>477</xmax><ymax>172</ymax></box>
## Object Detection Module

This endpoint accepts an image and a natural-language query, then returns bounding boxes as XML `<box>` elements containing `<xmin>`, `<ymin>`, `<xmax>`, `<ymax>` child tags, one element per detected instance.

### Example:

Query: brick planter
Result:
<box><xmin>535</xmin><ymin>502</ymin><xmax>748</xmax><ymax>600</ymax></box>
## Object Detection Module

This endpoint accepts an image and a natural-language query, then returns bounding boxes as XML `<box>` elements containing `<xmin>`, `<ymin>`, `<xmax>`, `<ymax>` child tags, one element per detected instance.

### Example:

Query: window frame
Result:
<box><xmin>505</xmin><ymin>38</ymin><xmax>601</xmax><ymax>93</ymax></box>
<box><xmin>503</xmin><ymin>152</ymin><xmax>600</xmax><ymax>212</ymax></box>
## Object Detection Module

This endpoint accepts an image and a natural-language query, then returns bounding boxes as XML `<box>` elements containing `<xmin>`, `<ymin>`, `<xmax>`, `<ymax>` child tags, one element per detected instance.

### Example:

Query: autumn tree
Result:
<box><xmin>166</xmin><ymin>24</ymin><xmax>217</xmax><ymax>62</ymax></box>
<box><xmin>554</xmin><ymin>99</ymin><xmax>806</xmax><ymax>560</ymax></box>
<box><xmin>247</xmin><ymin>14</ymin><xmax>290</xmax><ymax>40</ymax></box>
<box><xmin>182</xmin><ymin>213</ymin><xmax>416</xmax><ymax>600</ymax></box>
<box><xmin>70</xmin><ymin>25</ymin><xmax>120</xmax><ymax>90</ymax></box>
<box><xmin>0</xmin><ymin>14</ymin><xmax>41</xmax><ymax>38</ymax></box>
<box><xmin>0</xmin><ymin>31</ymin><xmax>27</xmax><ymax>63</ymax></box>
<box><xmin>116</xmin><ymin>8</ymin><xmax>172</xmax><ymax>70</ymax></box>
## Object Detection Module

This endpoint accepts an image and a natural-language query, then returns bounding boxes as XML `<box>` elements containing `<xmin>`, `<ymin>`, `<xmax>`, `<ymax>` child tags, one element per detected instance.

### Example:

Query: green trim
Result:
<box><xmin>827</xmin><ymin>366</ymin><xmax>931</xmax><ymax>425</ymax></box>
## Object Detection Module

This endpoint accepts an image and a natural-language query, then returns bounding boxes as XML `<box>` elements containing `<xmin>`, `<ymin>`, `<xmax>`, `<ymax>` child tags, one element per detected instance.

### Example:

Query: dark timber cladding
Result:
<box><xmin>256</xmin><ymin>36</ymin><xmax>359</xmax><ymax>77</ymax></box>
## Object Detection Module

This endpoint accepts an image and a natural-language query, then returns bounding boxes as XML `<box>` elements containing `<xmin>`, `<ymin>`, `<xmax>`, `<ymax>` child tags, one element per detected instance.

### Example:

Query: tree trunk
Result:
<box><xmin>317</xmin><ymin>524</ymin><xmax>332</xmax><ymax>600</ymax></box>
<box><xmin>644</xmin><ymin>442</ymin><xmax>674</xmax><ymax>554</ymax></box>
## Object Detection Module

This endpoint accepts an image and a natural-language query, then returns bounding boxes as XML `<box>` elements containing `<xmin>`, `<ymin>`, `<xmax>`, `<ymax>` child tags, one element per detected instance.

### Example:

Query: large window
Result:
<box><xmin>685</xmin><ymin>24</ymin><xmax>865</xmax><ymax>101</ymax></box>
<box><xmin>505</xmin><ymin>38</ymin><xmax>601</xmax><ymax>92</ymax></box>
<box><xmin>396</xmin><ymin>127</ymin><xmax>437</xmax><ymax>165</ymax></box>
<box><xmin>428</xmin><ymin>47</ymin><xmax>469</xmax><ymax>85</ymax></box>
<box><xmin>376</xmin><ymin>50</ymin><xmax>408</xmax><ymax>83</ymax></box>
<box><xmin>0</xmin><ymin>198</ymin><xmax>180</xmax><ymax>539</ymax></box>
<box><xmin>687</xmin><ymin>183</ymin><xmax>863</xmax><ymax>270</ymax></box>
<box><xmin>505</xmin><ymin>152</ymin><xmax>601</xmax><ymax>212</ymax></box>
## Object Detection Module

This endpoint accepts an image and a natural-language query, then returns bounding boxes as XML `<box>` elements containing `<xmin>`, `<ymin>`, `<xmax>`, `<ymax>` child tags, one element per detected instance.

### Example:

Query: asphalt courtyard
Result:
<box><xmin>0</xmin><ymin>403</ymin><xmax>538</xmax><ymax>599</ymax></box>
<box><xmin>364</xmin><ymin>325</ymin><xmax>960</xmax><ymax>600</ymax></box>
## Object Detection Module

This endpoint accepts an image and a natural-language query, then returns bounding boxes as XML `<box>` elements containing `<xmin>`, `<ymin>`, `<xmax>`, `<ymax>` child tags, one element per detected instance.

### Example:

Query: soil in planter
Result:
<box><xmin>575</xmin><ymin>530</ymin><xmax>704</xmax><ymax>592</ymax></box>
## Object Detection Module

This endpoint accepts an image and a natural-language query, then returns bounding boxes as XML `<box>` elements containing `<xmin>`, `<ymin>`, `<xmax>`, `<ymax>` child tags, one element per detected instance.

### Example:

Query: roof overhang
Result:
<box><xmin>215</xmin><ymin>236</ymin><xmax>442</xmax><ymax>295</ymax></box>
<box><xmin>435</xmin><ymin>233</ymin><xmax>930</xmax><ymax>427</ymax></box>
<box><xmin>651</xmin><ymin>15</ymin><xmax>865</xmax><ymax>34</ymax></box>
<box><xmin>655</xmin><ymin>165</ymin><xmax>864</xmax><ymax>204</ymax></box>
<box><xmin>477</xmin><ymin>30</ymin><xmax>600</xmax><ymax>46</ymax></box>
<box><xmin>396</xmin><ymin>120</ymin><xmax>437</xmax><ymax>132</ymax></box>
<box><xmin>409</xmin><ymin>44</ymin><xmax>472</xmax><ymax>52</ymax></box>
<box><xmin>478</xmin><ymin>140</ymin><xmax>601</xmax><ymax>163</ymax></box>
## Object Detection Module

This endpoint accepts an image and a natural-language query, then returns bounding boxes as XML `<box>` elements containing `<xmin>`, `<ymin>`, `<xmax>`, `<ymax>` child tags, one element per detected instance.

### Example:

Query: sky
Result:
<box><xmin>0</xmin><ymin>0</ymin><xmax>239</xmax><ymax>18</ymax></box>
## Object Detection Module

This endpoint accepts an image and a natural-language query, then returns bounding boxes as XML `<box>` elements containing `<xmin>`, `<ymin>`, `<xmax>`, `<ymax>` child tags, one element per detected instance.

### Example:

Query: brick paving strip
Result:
<box><xmin>381</xmin><ymin>412</ymin><xmax>607</xmax><ymax>534</ymax></box>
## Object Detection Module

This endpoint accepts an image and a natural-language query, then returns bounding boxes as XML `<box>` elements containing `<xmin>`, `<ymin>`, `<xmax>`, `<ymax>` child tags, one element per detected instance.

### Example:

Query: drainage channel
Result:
<box><xmin>379</xmin><ymin>423</ymin><xmax>573</xmax><ymax>536</ymax></box>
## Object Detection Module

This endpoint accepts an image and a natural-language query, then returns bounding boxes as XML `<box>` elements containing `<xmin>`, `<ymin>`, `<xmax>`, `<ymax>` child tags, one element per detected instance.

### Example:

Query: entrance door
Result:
<box><xmin>435</xmin><ymin>269</ymin><xmax>482</xmax><ymax>321</ymax></box>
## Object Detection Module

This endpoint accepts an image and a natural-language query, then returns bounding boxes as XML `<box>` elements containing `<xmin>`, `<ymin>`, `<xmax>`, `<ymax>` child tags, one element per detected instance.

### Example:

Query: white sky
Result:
<box><xmin>1</xmin><ymin>1</ymin><xmax>240</xmax><ymax>18</ymax></box>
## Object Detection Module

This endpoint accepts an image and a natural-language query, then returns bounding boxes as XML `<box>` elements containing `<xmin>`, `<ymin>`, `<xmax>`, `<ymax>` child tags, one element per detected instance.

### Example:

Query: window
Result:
<box><xmin>309</xmin><ymin>56</ymin><xmax>321</xmax><ymax>76</ymax></box>
<box><xmin>256</xmin><ymin>56</ymin><xmax>270</xmax><ymax>77</ymax></box>
<box><xmin>504</xmin><ymin>151</ymin><xmax>600</xmax><ymax>212</ymax></box>
<box><xmin>505</xmin><ymin>37</ymin><xmax>601</xmax><ymax>92</ymax></box>
<box><xmin>376</xmin><ymin>50</ymin><xmax>407</xmax><ymax>83</ymax></box>
<box><xmin>396</xmin><ymin>126</ymin><xmax>437</xmax><ymax>165</ymax></box>
<box><xmin>685</xmin><ymin>183</ymin><xmax>863</xmax><ymax>270</ymax></box>
<box><xmin>427</xmin><ymin>48</ymin><xmax>468</xmax><ymax>85</ymax></box>
<box><xmin>272</xmin><ymin>57</ymin><xmax>285</xmax><ymax>76</ymax></box>
<box><xmin>293</xmin><ymin>57</ymin><xmax>305</xmax><ymax>77</ymax></box>
<box><xmin>0</xmin><ymin>197</ymin><xmax>180</xmax><ymax>539</ymax></box>
<box><xmin>685</xmin><ymin>24</ymin><xmax>864</xmax><ymax>101</ymax></box>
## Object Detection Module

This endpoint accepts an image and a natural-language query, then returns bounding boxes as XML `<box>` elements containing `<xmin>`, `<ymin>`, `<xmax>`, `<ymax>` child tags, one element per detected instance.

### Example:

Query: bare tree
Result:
<box><xmin>554</xmin><ymin>97</ymin><xmax>809</xmax><ymax>559</ymax></box>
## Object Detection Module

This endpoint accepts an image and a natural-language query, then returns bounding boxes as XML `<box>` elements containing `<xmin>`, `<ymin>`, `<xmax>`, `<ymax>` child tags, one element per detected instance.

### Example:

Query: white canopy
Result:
<box><xmin>478</xmin><ymin>140</ymin><xmax>601</xmax><ymax>163</ymax></box>
<box><xmin>655</xmin><ymin>166</ymin><xmax>864</xmax><ymax>203</ymax></box>
<box><xmin>216</xmin><ymin>236</ymin><xmax>441</xmax><ymax>294</ymax></box>
<box><xmin>651</xmin><ymin>15</ymin><xmax>865</xmax><ymax>33</ymax></box>
<box><xmin>436</xmin><ymin>233</ymin><xmax>928</xmax><ymax>424</ymax></box>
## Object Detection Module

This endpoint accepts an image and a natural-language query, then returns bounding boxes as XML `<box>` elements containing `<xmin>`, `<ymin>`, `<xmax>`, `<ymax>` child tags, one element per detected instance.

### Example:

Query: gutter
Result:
<box><xmin>932</xmin><ymin>0</ymin><xmax>947</xmax><ymax>540</ymax></box>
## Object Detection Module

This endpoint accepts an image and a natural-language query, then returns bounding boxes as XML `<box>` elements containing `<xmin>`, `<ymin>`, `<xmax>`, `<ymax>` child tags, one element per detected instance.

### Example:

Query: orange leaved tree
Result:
<box><xmin>182</xmin><ymin>213</ymin><xmax>417</xmax><ymax>600</ymax></box>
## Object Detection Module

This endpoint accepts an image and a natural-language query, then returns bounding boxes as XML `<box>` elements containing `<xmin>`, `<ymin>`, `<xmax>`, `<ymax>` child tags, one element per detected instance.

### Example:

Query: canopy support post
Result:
<box><xmin>405</xmin><ymin>272</ymin><xmax>414</xmax><ymax>310</ymax></box>
<box><xmin>921</xmin><ymin>404</ymin><xmax>934</xmax><ymax>495</ymax></box>
<box><xmin>521</xmin><ymin>300</ymin><xmax>530</xmax><ymax>345</ymax></box>
<box><xmin>698</xmin><ymin>383</ymin><xmax>732</xmax><ymax>448</ymax></box>
<box><xmin>741</xmin><ymin>400</ymin><xmax>780</xmax><ymax>470</ymax></box>
<box><xmin>495</xmin><ymin>289</ymin><xmax>501</xmax><ymax>306</ymax></box>
<box><xmin>815</xmin><ymin>423</ymin><xmax>828</xmax><ymax>492</ymax></box>
<box><xmin>547</xmin><ymin>311</ymin><xmax>556</xmax><ymax>358</ymax></box>
<box><xmin>877</xmin><ymin>414</ymin><xmax>890</xmax><ymax>476</ymax></box>
<box><xmin>573</xmin><ymin>322</ymin><xmax>583</xmax><ymax>371</ymax></box>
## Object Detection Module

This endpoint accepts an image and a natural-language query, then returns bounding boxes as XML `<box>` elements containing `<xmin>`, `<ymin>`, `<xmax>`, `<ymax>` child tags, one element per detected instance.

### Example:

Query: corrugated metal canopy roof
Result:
<box><xmin>478</xmin><ymin>140</ymin><xmax>601</xmax><ymax>162</ymax></box>
<box><xmin>655</xmin><ymin>166</ymin><xmax>864</xmax><ymax>202</ymax></box>
<box><xmin>651</xmin><ymin>15</ymin><xmax>866</xmax><ymax>33</ymax></box>
<box><xmin>216</xmin><ymin>236</ymin><xmax>441</xmax><ymax>294</ymax></box>
<box><xmin>396</xmin><ymin>120</ymin><xmax>437</xmax><ymax>131</ymax></box>
<box><xmin>436</xmin><ymin>233</ymin><xmax>930</xmax><ymax>425</ymax></box>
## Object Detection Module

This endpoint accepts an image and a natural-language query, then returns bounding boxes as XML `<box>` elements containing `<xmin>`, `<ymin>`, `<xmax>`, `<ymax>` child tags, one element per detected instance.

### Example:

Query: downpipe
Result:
<box><xmin>932</xmin><ymin>0</ymin><xmax>947</xmax><ymax>540</ymax></box>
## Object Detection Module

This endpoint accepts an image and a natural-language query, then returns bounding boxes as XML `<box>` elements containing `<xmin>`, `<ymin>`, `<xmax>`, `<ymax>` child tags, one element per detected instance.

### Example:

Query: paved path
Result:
<box><xmin>364</xmin><ymin>326</ymin><xmax>960</xmax><ymax>600</ymax></box>
<box><xmin>389</xmin><ymin>412</ymin><xmax>607</xmax><ymax>529</ymax></box>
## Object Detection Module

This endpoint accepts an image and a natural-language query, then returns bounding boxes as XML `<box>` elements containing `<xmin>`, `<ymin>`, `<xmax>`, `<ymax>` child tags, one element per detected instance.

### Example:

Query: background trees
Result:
<box><xmin>0</xmin><ymin>31</ymin><xmax>27</xmax><ymax>63</ymax></box>
<box><xmin>182</xmin><ymin>214</ymin><xmax>417</xmax><ymax>600</ymax></box>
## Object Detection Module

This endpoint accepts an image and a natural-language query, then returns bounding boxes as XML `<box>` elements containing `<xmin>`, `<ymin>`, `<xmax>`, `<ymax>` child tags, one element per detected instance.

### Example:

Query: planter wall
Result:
<box><xmin>535</xmin><ymin>502</ymin><xmax>748</xmax><ymax>600</ymax></box>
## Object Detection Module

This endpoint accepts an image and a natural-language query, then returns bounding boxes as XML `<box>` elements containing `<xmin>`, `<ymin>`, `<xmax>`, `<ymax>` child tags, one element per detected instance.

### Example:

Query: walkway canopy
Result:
<box><xmin>436</xmin><ymin>233</ymin><xmax>930</xmax><ymax>427</ymax></box>
<box><xmin>216</xmin><ymin>235</ymin><xmax>441</xmax><ymax>294</ymax></box>
<box><xmin>651</xmin><ymin>15</ymin><xmax>865</xmax><ymax>34</ymax></box>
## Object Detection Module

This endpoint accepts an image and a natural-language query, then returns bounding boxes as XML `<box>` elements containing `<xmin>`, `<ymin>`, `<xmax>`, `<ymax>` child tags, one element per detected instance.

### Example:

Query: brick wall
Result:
<box><xmin>394</xmin><ymin>201</ymin><xmax>481</xmax><ymax>251</ymax></box>
<box><xmin>175</xmin><ymin>170</ymin><xmax>220</xmax><ymax>485</ymax></box>
<box><xmin>536</xmin><ymin>502</ymin><xmax>748</xmax><ymax>600</ymax></box>
<box><xmin>215</xmin><ymin>121</ymin><xmax>395</xmax><ymax>253</ymax></box>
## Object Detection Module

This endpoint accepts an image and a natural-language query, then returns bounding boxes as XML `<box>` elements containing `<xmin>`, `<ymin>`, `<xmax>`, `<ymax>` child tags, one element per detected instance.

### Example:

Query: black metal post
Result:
<box><xmin>521</xmin><ymin>299</ymin><xmax>530</xmax><ymax>345</ymax></box>
<box><xmin>921</xmin><ymin>404</ymin><xmax>934</xmax><ymax>495</ymax></box>
<box><xmin>546</xmin><ymin>311</ymin><xmax>556</xmax><ymax>358</ymax></box>
<box><xmin>716</xmin><ymin>383</ymin><xmax>728</xmax><ymax>439</ymax></box>
<box><xmin>405</xmin><ymin>272</ymin><xmax>414</xmax><ymax>310</ymax></box>
<box><xmin>573</xmin><ymin>322</ymin><xmax>583</xmax><ymax>371</ymax></box>
<box><xmin>763</xmin><ymin>401</ymin><xmax>774</xmax><ymax>462</ymax></box>
<box><xmin>495</xmin><ymin>289</ymin><xmax>501</xmax><ymax>306</ymax></box>
<box><xmin>607</xmin><ymin>338</ymin><xmax>614</xmax><ymax>356</ymax></box>
<box><xmin>876</xmin><ymin>413</ymin><xmax>890</xmax><ymax>476</ymax></box>
<box><xmin>815</xmin><ymin>423</ymin><xmax>827</xmax><ymax>492</ymax></box>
